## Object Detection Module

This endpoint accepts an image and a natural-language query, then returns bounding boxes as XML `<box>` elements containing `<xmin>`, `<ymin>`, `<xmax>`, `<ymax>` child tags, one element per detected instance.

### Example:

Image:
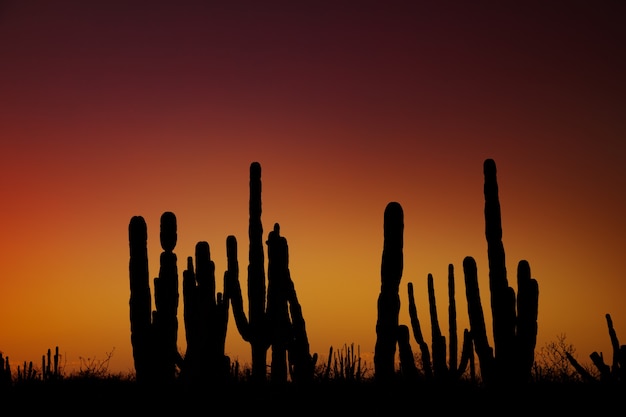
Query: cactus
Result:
<box><xmin>128</xmin><ymin>215</ymin><xmax>153</xmax><ymax>384</ymax></box>
<box><xmin>407</xmin><ymin>266</ymin><xmax>473</xmax><ymax>382</ymax></box>
<box><xmin>461</xmin><ymin>158</ymin><xmax>539</xmax><ymax>386</ymax></box>
<box><xmin>228</xmin><ymin>162</ymin><xmax>315</xmax><ymax>384</ymax></box>
<box><xmin>42</xmin><ymin>346</ymin><xmax>61</xmax><ymax>381</ymax></box>
<box><xmin>227</xmin><ymin>162</ymin><xmax>269</xmax><ymax>383</ymax></box>
<box><xmin>128</xmin><ymin>212</ymin><xmax>180</xmax><ymax>385</ymax></box>
<box><xmin>397</xmin><ymin>324</ymin><xmax>419</xmax><ymax>381</ymax></box>
<box><xmin>181</xmin><ymin>239</ymin><xmax>231</xmax><ymax>384</ymax></box>
<box><xmin>0</xmin><ymin>353</ymin><xmax>11</xmax><ymax>387</ymax></box>
<box><xmin>374</xmin><ymin>201</ymin><xmax>404</xmax><ymax>382</ymax></box>
<box><xmin>567</xmin><ymin>313</ymin><xmax>626</xmax><ymax>384</ymax></box>
<box><xmin>267</xmin><ymin>223</ymin><xmax>317</xmax><ymax>384</ymax></box>
<box><xmin>265</xmin><ymin>223</ymin><xmax>292</xmax><ymax>383</ymax></box>
<box><xmin>407</xmin><ymin>281</ymin><xmax>433</xmax><ymax>379</ymax></box>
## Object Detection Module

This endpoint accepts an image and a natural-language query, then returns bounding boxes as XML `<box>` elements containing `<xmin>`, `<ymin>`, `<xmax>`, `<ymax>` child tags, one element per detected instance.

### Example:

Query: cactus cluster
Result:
<box><xmin>375</xmin><ymin>158</ymin><xmax>539</xmax><ymax>387</ymax></box>
<box><xmin>128</xmin><ymin>161</ymin><xmax>315</xmax><ymax>385</ymax></box>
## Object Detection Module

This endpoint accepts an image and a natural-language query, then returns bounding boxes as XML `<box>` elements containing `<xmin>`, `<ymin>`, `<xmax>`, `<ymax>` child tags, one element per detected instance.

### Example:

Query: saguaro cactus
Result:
<box><xmin>374</xmin><ymin>201</ymin><xmax>404</xmax><ymax>382</ymax></box>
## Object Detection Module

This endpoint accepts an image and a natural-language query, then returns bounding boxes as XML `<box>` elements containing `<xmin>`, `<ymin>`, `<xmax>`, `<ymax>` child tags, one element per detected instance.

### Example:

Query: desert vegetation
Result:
<box><xmin>2</xmin><ymin>160</ymin><xmax>624</xmax><ymax>410</ymax></box>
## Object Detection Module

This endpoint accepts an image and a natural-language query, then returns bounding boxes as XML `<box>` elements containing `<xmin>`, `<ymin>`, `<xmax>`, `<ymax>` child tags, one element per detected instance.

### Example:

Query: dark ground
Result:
<box><xmin>3</xmin><ymin>379</ymin><xmax>623</xmax><ymax>415</ymax></box>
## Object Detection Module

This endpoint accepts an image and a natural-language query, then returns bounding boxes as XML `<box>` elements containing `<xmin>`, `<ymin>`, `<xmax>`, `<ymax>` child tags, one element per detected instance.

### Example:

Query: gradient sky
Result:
<box><xmin>1</xmin><ymin>1</ymin><xmax>625</xmax><ymax>376</ymax></box>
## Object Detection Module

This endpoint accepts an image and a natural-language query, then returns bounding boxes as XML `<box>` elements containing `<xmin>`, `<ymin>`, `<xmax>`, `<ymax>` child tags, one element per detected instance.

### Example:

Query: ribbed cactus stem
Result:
<box><xmin>375</xmin><ymin>201</ymin><xmax>404</xmax><ymax>382</ymax></box>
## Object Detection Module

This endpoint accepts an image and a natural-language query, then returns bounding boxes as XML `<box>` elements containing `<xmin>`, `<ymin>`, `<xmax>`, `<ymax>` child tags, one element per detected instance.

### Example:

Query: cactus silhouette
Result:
<box><xmin>267</xmin><ymin>222</ymin><xmax>317</xmax><ymax>383</ymax></box>
<box><xmin>227</xmin><ymin>162</ymin><xmax>269</xmax><ymax>383</ymax></box>
<box><xmin>128</xmin><ymin>212</ymin><xmax>180</xmax><ymax>384</ymax></box>
<box><xmin>128</xmin><ymin>215</ymin><xmax>154</xmax><ymax>384</ymax></box>
<box><xmin>374</xmin><ymin>201</ymin><xmax>404</xmax><ymax>382</ymax></box>
<box><xmin>407</xmin><ymin>265</ymin><xmax>473</xmax><ymax>382</ymax></box>
<box><xmin>462</xmin><ymin>159</ymin><xmax>539</xmax><ymax>386</ymax></box>
<box><xmin>567</xmin><ymin>313</ymin><xmax>626</xmax><ymax>384</ymax></box>
<box><xmin>0</xmin><ymin>353</ymin><xmax>11</xmax><ymax>387</ymax></box>
<box><xmin>227</xmin><ymin>162</ymin><xmax>315</xmax><ymax>383</ymax></box>
<box><xmin>181</xmin><ymin>240</ymin><xmax>231</xmax><ymax>384</ymax></box>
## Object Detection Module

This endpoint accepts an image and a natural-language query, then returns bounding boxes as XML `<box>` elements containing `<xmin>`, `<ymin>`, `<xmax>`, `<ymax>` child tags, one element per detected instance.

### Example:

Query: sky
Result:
<box><xmin>1</xmin><ymin>0</ymin><xmax>625</xmax><ymax>376</ymax></box>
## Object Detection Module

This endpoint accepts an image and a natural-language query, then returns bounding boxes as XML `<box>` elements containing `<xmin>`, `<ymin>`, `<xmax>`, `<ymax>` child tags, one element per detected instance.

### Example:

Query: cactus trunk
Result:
<box><xmin>374</xmin><ymin>201</ymin><xmax>404</xmax><ymax>382</ymax></box>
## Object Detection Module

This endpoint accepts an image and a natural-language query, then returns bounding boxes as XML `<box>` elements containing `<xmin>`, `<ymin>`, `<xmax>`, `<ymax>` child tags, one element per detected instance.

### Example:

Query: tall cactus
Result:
<box><xmin>181</xmin><ymin>240</ymin><xmax>231</xmax><ymax>384</ymax></box>
<box><xmin>128</xmin><ymin>215</ymin><xmax>153</xmax><ymax>384</ymax></box>
<box><xmin>228</xmin><ymin>161</ymin><xmax>269</xmax><ymax>383</ymax></box>
<box><xmin>483</xmin><ymin>158</ymin><xmax>517</xmax><ymax>381</ymax></box>
<box><xmin>462</xmin><ymin>159</ymin><xmax>539</xmax><ymax>386</ymax></box>
<box><xmin>128</xmin><ymin>211</ymin><xmax>180</xmax><ymax>385</ymax></box>
<box><xmin>266</xmin><ymin>223</ymin><xmax>291</xmax><ymax>383</ymax></box>
<box><xmin>267</xmin><ymin>223</ymin><xmax>317</xmax><ymax>384</ymax></box>
<box><xmin>152</xmin><ymin>211</ymin><xmax>180</xmax><ymax>384</ymax></box>
<box><xmin>374</xmin><ymin>201</ymin><xmax>404</xmax><ymax>382</ymax></box>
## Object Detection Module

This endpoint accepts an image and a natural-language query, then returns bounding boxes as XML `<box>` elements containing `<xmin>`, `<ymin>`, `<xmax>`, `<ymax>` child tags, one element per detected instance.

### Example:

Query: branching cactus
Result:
<box><xmin>268</xmin><ymin>223</ymin><xmax>317</xmax><ymax>384</ymax></box>
<box><xmin>128</xmin><ymin>211</ymin><xmax>180</xmax><ymax>385</ymax></box>
<box><xmin>461</xmin><ymin>158</ymin><xmax>539</xmax><ymax>386</ymax></box>
<box><xmin>181</xmin><ymin>240</ymin><xmax>231</xmax><ymax>384</ymax></box>
<box><xmin>153</xmin><ymin>211</ymin><xmax>180</xmax><ymax>383</ymax></box>
<box><xmin>227</xmin><ymin>161</ymin><xmax>270</xmax><ymax>383</ymax></box>
<box><xmin>567</xmin><ymin>313</ymin><xmax>625</xmax><ymax>384</ymax></box>
<box><xmin>374</xmin><ymin>201</ymin><xmax>404</xmax><ymax>382</ymax></box>
<box><xmin>407</xmin><ymin>265</ymin><xmax>473</xmax><ymax>382</ymax></box>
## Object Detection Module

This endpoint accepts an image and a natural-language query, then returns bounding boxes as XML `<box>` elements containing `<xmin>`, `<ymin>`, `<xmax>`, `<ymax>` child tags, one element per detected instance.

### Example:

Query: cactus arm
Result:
<box><xmin>463</xmin><ymin>255</ymin><xmax>494</xmax><ymax>384</ymax></box>
<box><xmin>447</xmin><ymin>264</ymin><xmax>458</xmax><ymax>374</ymax></box>
<box><xmin>515</xmin><ymin>259</ymin><xmax>539</xmax><ymax>382</ymax></box>
<box><xmin>428</xmin><ymin>273</ymin><xmax>448</xmax><ymax>379</ymax></box>
<box><xmin>483</xmin><ymin>158</ymin><xmax>516</xmax><ymax>371</ymax></box>
<box><xmin>407</xmin><ymin>281</ymin><xmax>433</xmax><ymax>379</ymax></box>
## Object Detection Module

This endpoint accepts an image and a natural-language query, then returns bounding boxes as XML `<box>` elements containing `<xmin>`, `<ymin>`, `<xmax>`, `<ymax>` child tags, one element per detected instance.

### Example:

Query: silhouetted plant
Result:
<box><xmin>75</xmin><ymin>348</ymin><xmax>115</xmax><ymax>380</ymax></box>
<box><xmin>128</xmin><ymin>212</ymin><xmax>180</xmax><ymax>385</ymax></box>
<box><xmin>532</xmin><ymin>334</ymin><xmax>592</xmax><ymax>383</ymax></box>
<box><xmin>566</xmin><ymin>313</ymin><xmax>625</xmax><ymax>385</ymax></box>
<box><xmin>406</xmin><ymin>267</ymin><xmax>474</xmax><ymax>383</ymax></box>
<box><xmin>42</xmin><ymin>346</ymin><xmax>62</xmax><ymax>381</ymax></box>
<box><xmin>323</xmin><ymin>343</ymin><xmax>368</xmax><ymax>382</ymax></box>
<box><xmin>462</xmin><ymin>158</ymin><xmax>539</xmax><ymax>387</ymax></box>
<box><xmin>180</xmin><ymin>239</ymin><xmax>231</xmax><ymax>384</ymax></box>
<box><xmin>227</xmin><ymin>161</ymin><xmax>269</xmax><ymax>383</ymax></box>
<box><xmin>0</xmin><ymin>352</ymin><xmax>12</xmax><ymax>387</ymax></box>
<box><xmin>228</xmin><ymin>162</ymin><xmax>316</xmax><ymax>384</ymax></box>
<box><xmin>374</xmin><ymin>201</ymin><xmax>404</xmax><ymax>382</ymax></box>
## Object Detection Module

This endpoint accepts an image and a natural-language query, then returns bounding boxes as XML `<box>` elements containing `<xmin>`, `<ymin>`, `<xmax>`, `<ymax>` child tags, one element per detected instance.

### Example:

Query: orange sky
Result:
<box><xmin>1</xmin><ymin>1</ymin><xmax>625</xmax><ymax>376</ymax></box>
